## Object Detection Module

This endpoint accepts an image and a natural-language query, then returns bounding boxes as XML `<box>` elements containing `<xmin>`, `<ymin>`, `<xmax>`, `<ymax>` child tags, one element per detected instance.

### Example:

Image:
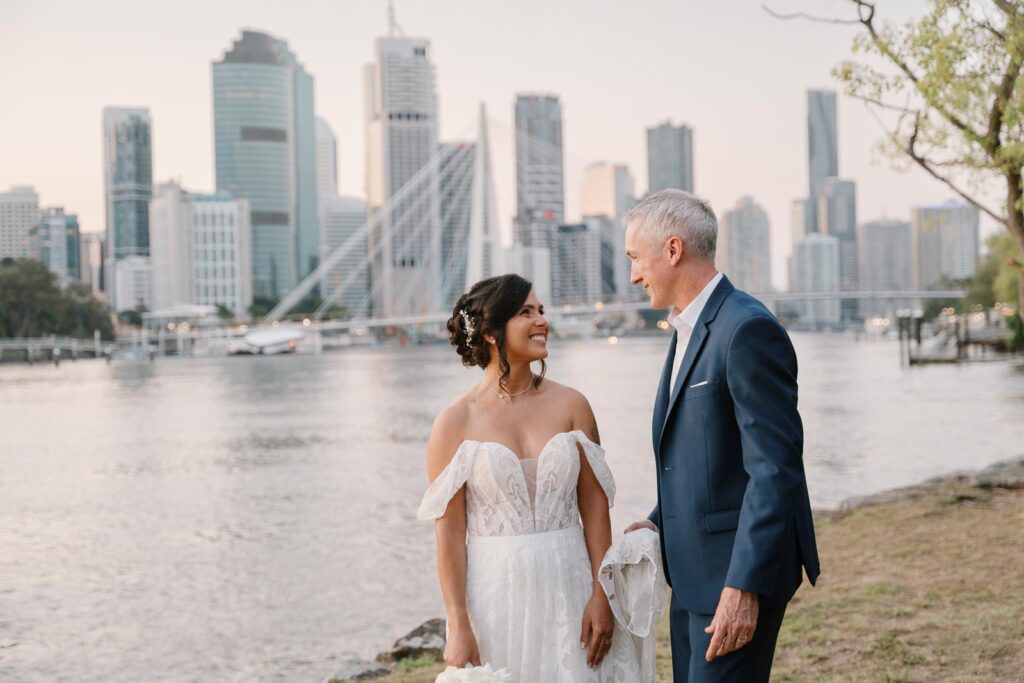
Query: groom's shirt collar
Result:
<box><xmin>667</xmin><ymin>271</ymin><xmax>723</xmax><ymax>332</ymax></box>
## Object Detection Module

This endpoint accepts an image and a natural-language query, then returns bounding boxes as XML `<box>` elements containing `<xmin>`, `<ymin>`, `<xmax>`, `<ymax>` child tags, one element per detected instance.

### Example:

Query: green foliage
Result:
<box><xmin>0</xmin><ymin>258</ymin><xmax>114</xmax><ymax>339</ymax></box>
<box><xmin>833</xmin><ymin>1</ymin><xmax>1024</xmax><ymax>308</ymax></box>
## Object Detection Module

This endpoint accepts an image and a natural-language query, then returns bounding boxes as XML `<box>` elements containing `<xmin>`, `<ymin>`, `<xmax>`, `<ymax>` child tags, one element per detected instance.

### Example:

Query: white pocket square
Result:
<box><xmin>689</xmin><ymin>380</ymin><xmax>709</xmax><ymax>388</ymax></box>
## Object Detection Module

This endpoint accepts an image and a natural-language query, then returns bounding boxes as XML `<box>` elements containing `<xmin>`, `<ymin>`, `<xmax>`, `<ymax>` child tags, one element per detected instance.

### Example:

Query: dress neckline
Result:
<box><xmin>460</xmin><ymin>430</ymin><xmax>593</xmax><ymax>463</ymax></box>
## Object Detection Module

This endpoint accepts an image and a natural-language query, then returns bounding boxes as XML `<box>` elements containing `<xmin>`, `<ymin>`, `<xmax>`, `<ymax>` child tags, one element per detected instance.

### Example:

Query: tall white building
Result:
<box><xmin>793</xmin><ymin>233</ymin><xmax>841</xmax><ymax>326</ymax></box>
<box><xmin>149</xmin><ymin>182</ymin><xmax>192</xmax><ymax>310</ymax></box>
<box><xmin>582</xmin><ymin>162</ymin><xmax>636</xmax><ymax>298</ymax></box>
<box><xmin>0</xmin><ymin>186</ymin><xmax>40</xmax><ymax>259</ymax></box>
<box><xmin>112</xmin><ymin>256</ymin><xmax>152</xmax><ymax>312</ymax></box>
<box><xmin>582</xmin><ymin>162</ymin><xmax>635</xmax><ymax>222</ymax></box>
<box><xmin>647</xmin><ymin>121</ymin><xmax>694</xmax><ymax>193</ymax></box>
<box><xmin>553</xmin><ymin>222</ymin><xmax>601</xmax><ymax>305</ymax></box>
<box><xmin>858</xmin><ymin>219</ymin><xmax>913</xmax><ymax>316</ymax></box>
<box><xmin>79</xmin><ymin>232</ymin><xmax>105</xmax><ymax>294</ymax></box>
<box><xmin>912</xmin><ymin>201</ymin><xmax>980</xmax><ymax>289</ymax></box>
<box><xmin>718</xmin><ymin>196</ymin><xmax>771</xmax><ymax>295</ymax></box>
<box><xmin>504</xmin><ymin>245</ymin><xmax>551</xmax><ymax>309</ymax></box>
<box><xmin>364</xmin><ymin>33</ymin><xmax>441</xmax><ymax>316</ymax></box>
<box><xmin>149</xmin><ymin>181</ymin><xmax>252</xmax><ymax>317</ymax></box>
<box><xmin>320</xmin><ymin>195</ymin><xmax>370</xmax><ymax>315</ymax></box>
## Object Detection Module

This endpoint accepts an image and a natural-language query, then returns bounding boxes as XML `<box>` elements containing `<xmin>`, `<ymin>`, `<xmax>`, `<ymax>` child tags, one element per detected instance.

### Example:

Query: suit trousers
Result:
<box><xmin>669</xmin><ymin>590</ymin><xmax>787</xmax><ymax>682</ymax></box>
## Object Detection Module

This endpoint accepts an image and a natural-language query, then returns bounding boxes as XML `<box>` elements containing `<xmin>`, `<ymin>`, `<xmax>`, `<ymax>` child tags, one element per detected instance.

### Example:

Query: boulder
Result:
<box><xmin>322</xmin><ymin>658</ymin><xmax>390</xmax><ymax>682</ymax></box>
<box><xmin>977</xmin><ymin>457</ymin><xmax>1024</xmax><ymax>490</ymax></box>
<box><xmin>377</xmin><ymin>618</ymin><xmax>445</xmax><ymax>662</ymax></box>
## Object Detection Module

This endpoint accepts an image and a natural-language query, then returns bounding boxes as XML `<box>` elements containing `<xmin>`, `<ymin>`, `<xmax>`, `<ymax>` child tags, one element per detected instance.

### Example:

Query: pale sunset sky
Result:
<box><xmin>0</xmin><ymin>0</ymin><xmax>998</xmax><ymax>289</ymax></box>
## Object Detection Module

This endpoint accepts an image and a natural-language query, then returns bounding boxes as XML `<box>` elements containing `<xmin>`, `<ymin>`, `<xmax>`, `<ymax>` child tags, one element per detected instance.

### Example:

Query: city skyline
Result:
<box><xmin>0</xmin><ymin>0</ymin><xmax>1000</xmax><ymax>292</ymax></box>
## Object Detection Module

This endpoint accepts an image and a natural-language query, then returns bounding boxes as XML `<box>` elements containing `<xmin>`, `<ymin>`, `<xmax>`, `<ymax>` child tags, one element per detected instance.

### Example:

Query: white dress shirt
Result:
<box><xmin>667</xmin><ymin>271</ymin><xmax>723</xmax><ymax>390</ymax></box>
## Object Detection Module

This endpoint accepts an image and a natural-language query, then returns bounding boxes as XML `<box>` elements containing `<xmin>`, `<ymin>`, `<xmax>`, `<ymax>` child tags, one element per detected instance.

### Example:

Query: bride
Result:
<box><xmin>417</xmin><ymin>274</ymin><xmax>644</xmax><ymax>680</ymax></box>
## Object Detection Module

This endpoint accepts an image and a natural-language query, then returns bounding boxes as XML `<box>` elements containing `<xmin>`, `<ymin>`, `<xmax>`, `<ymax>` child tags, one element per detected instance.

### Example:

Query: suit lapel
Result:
<box><xmin>657</xmin><ymin>276</ymin><xmax>735</xmax><ymax>444</ymax></box>
<box><xmin>652</xmin><ymin>330</ymin><xmax>677</xmax><ymax>454</ymax></box>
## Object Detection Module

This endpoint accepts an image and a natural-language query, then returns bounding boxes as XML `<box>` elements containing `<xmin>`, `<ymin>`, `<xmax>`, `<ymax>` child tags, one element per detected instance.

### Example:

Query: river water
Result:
<box><xmin>1</xmin><ymin>333</ymin><xmax>1021</xmax><ymax>681</ymax></box>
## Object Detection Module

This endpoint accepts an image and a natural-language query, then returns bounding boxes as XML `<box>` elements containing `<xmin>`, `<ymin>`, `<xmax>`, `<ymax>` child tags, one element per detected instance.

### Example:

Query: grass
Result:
<box><xmin>371</xmin><ymin>486</ymin><xmax>1024</xmax><ymax>682</ymax></box>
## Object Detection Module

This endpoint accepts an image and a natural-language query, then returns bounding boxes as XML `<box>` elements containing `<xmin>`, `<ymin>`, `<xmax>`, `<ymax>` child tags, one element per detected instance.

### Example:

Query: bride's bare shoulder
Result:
<box><xmin>426</xmin><ymin>400</ymin><xmax>470</xmax><ymax>477</ymax></box>
<box><xmin>538</xmin><ymin>380</ymin><xmax>598</xmax><ymax>437</ymax></box>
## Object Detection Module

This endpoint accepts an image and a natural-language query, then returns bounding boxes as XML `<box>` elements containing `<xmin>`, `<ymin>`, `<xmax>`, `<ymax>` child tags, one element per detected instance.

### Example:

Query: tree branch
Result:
<box><xmin>845</xmin><ymin>0</ymin><xmax>990</xmax><ymax>145</ymax></box>
<box><xmin>846</xmin><ymin>92</ymin><xmax>917</xmax><ymax>114</ymax></box>
<box><xmin>898</xmin><ymin>115</ymin><xmax>1008</xmax><ymax>225</ymax></box>
<box><xmin>760</xmin><ymin>4</ymin><xmax>861</xmax><ymax>25</ymax></box>
<box><xmin>986</xmin><ymin>46</ymin><xmax>1023</xmax><ymax>155</ymax></box>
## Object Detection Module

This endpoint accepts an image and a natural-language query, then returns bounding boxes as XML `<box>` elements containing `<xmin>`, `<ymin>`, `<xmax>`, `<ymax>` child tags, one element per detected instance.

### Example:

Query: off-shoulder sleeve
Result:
<box><xmin>416</xmin><ymin>441</ymin><xmax>476</xmax><ymax>520</ymax></box>
<box><xmin>571</xmin><ymin>430</ymin><xmax>616</xmax><ymax>508</ymax></box>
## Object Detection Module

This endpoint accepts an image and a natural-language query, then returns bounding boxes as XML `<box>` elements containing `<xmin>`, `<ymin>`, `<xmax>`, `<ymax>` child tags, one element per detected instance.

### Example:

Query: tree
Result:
<box><xmin>0</xmin><ymin>259</ymin><xmax>114</xmax><ymax>339</ymax></box>
<box><xmin>769</xmin><ymin>1</ymin><xmax>1024</xmax><ymax>311</ymax></box>
<box><xmin>0</xmin><ymin>258</ymin><xmax>63</xmax><ymax>337</ymax></box>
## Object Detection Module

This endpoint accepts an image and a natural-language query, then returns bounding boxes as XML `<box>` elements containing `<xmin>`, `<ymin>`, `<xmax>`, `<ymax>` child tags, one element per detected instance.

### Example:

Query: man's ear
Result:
<box><xmin>666</xmin><ymin>236</ymin><xmax>685</xmax><ymax>266</ymax></box>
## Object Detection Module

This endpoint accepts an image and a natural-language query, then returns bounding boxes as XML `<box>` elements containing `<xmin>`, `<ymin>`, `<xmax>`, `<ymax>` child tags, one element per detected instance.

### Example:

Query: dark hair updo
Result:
<box><xmin>447</xmin><ymin>273</ymin><xmax>546</xmax><ymax>394</ymax></box>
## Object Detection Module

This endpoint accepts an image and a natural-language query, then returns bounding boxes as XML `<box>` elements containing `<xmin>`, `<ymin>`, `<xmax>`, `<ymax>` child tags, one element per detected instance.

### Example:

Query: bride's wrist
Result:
<box><xmin>446</xmin><ymin>610</ymin><xmax>472</xmax><ymax>630</ymax></box>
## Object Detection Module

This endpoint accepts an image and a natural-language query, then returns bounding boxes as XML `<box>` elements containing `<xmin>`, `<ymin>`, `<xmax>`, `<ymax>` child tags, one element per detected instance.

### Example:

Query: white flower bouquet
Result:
<box><xmin>435</xmin><ymin>663</ymin><xmax>513</xmax><ymax>683</ymax></box>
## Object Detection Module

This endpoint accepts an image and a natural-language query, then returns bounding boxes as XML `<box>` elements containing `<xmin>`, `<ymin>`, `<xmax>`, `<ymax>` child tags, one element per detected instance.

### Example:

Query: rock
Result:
<box><xmin>321</xmin><ymin>658</ymin><xmax>390</xmax><ymax>682</ymax></box>
<box><xmin>977</xmin><ymin>457</ymin><xmax>1024</xmax><ymax>489</ymax></box>
<box><xmin>377</xmin><ymin>618</ymin><xmax>445</xmax><ymax>662</ymax></box>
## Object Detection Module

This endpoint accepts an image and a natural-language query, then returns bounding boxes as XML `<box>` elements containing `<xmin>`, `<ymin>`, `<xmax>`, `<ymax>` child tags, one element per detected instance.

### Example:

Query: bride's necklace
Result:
<box><xmin>493</xmin><ymin>374</ymin><xmax>534</xmax><ymax>400</ymax></box>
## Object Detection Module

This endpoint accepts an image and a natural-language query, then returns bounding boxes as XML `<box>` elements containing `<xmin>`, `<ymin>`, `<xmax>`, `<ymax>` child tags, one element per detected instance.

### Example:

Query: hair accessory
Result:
<box><xmin>460</xmin><ymin>309</ymin><xmax>475</xmax><ymax>343</ymax></box>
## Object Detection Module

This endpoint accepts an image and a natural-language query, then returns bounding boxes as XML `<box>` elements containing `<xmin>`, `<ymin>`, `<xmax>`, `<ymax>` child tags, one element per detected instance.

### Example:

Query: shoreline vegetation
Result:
<box><xmin>326</xmin><ymin>457</ymin><xmax>1024</xmax><ymax>683</ymax></box>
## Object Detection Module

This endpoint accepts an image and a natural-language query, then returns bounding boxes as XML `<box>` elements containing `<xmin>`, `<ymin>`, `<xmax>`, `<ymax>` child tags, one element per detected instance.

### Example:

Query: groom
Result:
<box><xmin>623</xmin><ymin>189</ymin><xmax>820</xmax><ymax>682</ymax></box>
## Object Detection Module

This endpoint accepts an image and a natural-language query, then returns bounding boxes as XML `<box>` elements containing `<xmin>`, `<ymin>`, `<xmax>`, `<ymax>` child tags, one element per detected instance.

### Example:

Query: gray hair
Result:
<box><xmin>624</xmin><ymin>189</ymin><xmax>718</xmax><ymax>262</ymax></box>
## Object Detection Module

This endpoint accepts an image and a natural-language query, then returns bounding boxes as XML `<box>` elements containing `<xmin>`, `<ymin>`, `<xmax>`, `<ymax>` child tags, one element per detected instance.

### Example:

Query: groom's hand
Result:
<box><xmin>623</xmin><ymin>520</ymin><xmax>658</xmax><ymax>534</ymax></box>
<box><xmin>704</xmin><ymin>586</ymin><xmax>759</xmax><ymax>661</ymax></box>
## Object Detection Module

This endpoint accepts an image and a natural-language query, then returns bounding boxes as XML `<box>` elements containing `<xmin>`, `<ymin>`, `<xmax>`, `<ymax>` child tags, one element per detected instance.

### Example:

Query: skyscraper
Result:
<box><xmin>807</xmin><ymin>90</ymin><xmax>838</xmax><ymax>230</ymax></box>
<box><xmin>857</xmin><ymin>219</ymin><xmax>913</xmax><ymax>316</ymax></box>
<box><xmin>0</xmin><ymin>186</ymin><xmax>40</xmax><ymax>259</ymax></box>
<box><xmin>912</xmin><ymin>201</ymin><xmax>980</xmax><ymax>290</ymax></box>
<box><xmin>581</xmin><ymin>162</ymin><xmax>636</xmax><ymax>299</ymax></box>
<box><xmin>793</xmin><ymin>233</ymin><xmax>841</xmax><ymax>326</ymax></box>
<box><xmin>647</xmin><ymin>121</ymin><xmax>694</xmax><ymax>193</ymax></box>
<box><xmin>553</xmin><ymin>222</ymin><xmax>601</xmax><ymax>305</ymax></box>
<box><xmin>213</xmin><ymin>30</ymin><xmax>318</xmax><ymax>301</ymax></box>
<box><xmin>102</xmin><ymin>107</ymin><xmax>152</xmax><ymax>310</ymax></box>
<box><xmin>315</xmin><ymin>116</ymin><xmax>338</xmax><ymax>204</ymax></box>
<box><xmin>364</xmin><ymin>33</ymin><xmax>441</xmax><ymax>316</ymax></box>
<box><xmin>717</xmin><ymin>196</ymin><xmax>771</xmax><ymax>294</ymax></box>
<box><xmin>30</xmin><ymin>207</ymin><xmax>80</xmax><ymax>285</ymax></box>
<box><xmin>817</xmin><ymin>178</ymin><xmax>858</xmax><ymax>319</ymax></box>
<box><xmin>320</xmin><ymin>195</ymin><xmax>370</xmax><ymax>315</ymax></box>
<box><xmin>79</xmin><ymin>232</ymin><xmax>105</xmax><ymax>294</ymax></box>
<box><xmin>514</xmin><ymin>94</ymin><xmax>564</xmax><ymax>251</ymax></box>
<box><xmin>439</xmin><ymin>142</ymin><xmax>474</xmax><ymax>307</ymax></box>
<box><xmin>149</xmin><ymin>180</ymin><xmax>253</xmax><ymax>316</ymax></box>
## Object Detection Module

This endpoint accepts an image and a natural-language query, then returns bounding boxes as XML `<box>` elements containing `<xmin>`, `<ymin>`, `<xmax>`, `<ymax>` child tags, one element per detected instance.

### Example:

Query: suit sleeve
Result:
<box><xmin>647</xmin><ymin>503</ymin><xmax>661</xmax><ymax>529</ymax></box>
<box><xmin>723</xmin><ymin>314</ymin><xmax>805</xmax><ymax>597</ymax></box>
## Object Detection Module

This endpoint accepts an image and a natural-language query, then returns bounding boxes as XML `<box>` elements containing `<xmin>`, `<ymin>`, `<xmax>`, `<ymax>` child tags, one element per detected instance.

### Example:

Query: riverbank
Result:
<box><xmin>345</xmin><ymin>458</ymin><xmax>1024</xmax><ymax>682</ymax></box>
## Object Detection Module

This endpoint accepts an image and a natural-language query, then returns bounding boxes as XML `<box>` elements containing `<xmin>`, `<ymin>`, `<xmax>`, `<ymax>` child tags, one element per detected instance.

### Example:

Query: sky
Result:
<box><xmin>0</xmin><ymin>0</ymin><xmax>1000</xmax><ymax>290</ymax></box>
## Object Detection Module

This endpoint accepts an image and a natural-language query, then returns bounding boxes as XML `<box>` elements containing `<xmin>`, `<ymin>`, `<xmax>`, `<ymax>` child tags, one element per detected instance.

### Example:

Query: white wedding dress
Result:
<box><xmin>418</xmin><ymin>430</ymin><xmax>647</xmax><ymax>681</ymax></box>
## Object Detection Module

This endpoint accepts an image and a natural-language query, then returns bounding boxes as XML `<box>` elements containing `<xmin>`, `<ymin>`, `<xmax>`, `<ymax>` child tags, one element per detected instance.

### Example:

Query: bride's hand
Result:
<box><xmin>580</xmin><ymin>589</ymin><xmax>615</xmax><ymax>668</ymax></box>
<box><xmin>443</xmin><ymin>621</ymin><xmax>482</xmax><ymax>667</ymax></box>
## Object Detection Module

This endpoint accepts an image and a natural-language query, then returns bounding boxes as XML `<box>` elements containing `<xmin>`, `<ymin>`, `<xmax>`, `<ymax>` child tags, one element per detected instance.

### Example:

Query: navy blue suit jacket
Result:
<box><xmin>647</xmin><ymin>275</ymin><xmax>820</xmax><ymax>614</ymax></box>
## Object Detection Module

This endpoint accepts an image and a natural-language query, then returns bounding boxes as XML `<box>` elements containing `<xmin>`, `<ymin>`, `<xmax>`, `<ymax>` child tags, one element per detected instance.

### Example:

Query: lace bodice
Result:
<box><xmin>417</xmin><ymin>430</ymin><xmax>616</xmax><ymax>536</ymax></box>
